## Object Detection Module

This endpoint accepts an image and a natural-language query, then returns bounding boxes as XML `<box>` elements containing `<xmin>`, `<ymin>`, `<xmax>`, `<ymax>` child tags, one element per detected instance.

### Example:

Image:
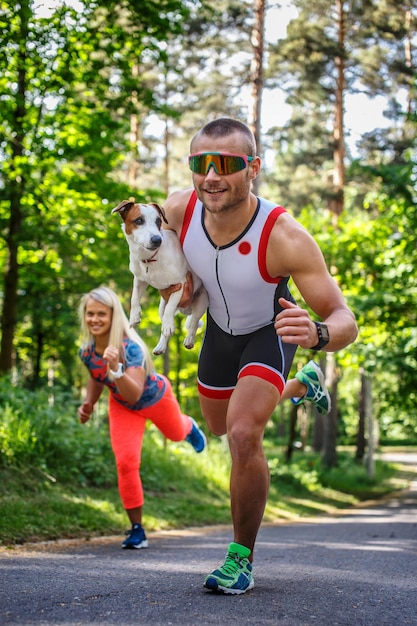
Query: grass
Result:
<box><xmin>0</xmin><ymin>436</ymin><xmax>414</xmax><ymax>547</ymax></box>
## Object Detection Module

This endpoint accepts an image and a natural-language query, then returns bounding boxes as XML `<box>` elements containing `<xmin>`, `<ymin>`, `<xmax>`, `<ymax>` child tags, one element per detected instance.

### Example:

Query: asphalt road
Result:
<box><xmin>1</xmin><ymin>456</ymin><xmax>416</xmax><ymax>626</ymax></box>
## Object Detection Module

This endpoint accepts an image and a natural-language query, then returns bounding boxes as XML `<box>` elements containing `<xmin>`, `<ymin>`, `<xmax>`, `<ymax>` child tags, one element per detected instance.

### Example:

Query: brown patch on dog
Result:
<box><xmin>112</xmin><ymin>199</ymin><xmax>168</xmax><ymax>226</ymax></box>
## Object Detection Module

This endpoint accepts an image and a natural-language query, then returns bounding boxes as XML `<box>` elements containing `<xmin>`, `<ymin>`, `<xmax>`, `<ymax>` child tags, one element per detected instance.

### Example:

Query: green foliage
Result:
<box><xmin>0</xmin><ymin>377</ymin><xmax>115</xmax><ymax>485</ymax></box>
<box><xmin>269</xmin><ymin>450</ymin><xmax>402</xmax><ymax>502</ymax></box>
<box><xmin>0</xmin><ymin>369</ymin><xmax>412</xmax><ymax>546</ymax></box>
<box><xmin>317</xmin><ymin>453</ymin><xmax>401</xmax><ymax>500</ymax></box>
<box><xmin>269</xmin><ymin>455</ymin><xmax>321</xmax><ymax>494</ymax></box>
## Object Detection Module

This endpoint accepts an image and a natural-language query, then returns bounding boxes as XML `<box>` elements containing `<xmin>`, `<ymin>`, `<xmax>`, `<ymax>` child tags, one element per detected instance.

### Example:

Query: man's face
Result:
<box><xmin>189</xmin><ymin>133</ymin><xmax>258</xmax><ymax>215</ymax></box>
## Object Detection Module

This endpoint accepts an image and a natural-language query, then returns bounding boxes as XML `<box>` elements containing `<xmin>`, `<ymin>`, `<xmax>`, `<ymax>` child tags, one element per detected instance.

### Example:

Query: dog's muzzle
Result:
<box><xmin>149</xmin><ymin>235</ymin><xmax>162</xmax><ymax>250</ymax></box>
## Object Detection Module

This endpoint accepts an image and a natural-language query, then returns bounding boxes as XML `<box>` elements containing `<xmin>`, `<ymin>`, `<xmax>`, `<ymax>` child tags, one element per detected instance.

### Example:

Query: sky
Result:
<box><xmin>249</xmin><ymin>2</ymin><xmax>392</xmax><ymax>158</ymax></box>
<box><xmin>34</xmin><ymin>0</ymin><xmax>393</xmax><ymax>159</ymax></box>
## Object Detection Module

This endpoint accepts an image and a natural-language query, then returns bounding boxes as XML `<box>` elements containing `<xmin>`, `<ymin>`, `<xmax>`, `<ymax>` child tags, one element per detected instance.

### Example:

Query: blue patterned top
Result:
<box><xmin>79</xmin><ymin>337</ymin><xmax>165</xmax><ymax>409</ymax></box>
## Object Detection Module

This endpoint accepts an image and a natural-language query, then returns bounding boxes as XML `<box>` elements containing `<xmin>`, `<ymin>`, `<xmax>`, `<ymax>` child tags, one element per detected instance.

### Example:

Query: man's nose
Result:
<box><xmin>205</xmin><ymin>164</ymin><xmax>220</xmax><ymax>178</ymax></box>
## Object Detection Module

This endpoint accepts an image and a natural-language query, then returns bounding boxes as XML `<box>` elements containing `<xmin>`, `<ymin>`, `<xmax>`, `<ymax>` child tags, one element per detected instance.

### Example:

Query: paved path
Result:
<box><xmin>1</xmin><ymin>462</ymin><xmax>417</xmax><ymax>625</ymax></box>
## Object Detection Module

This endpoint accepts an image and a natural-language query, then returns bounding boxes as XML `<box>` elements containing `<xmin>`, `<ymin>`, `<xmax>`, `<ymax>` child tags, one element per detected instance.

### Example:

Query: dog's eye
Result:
<box><xmin>155</xmin><ymin>217</ymin><xmax>162</xmax><ymax>228</ymax></box>
<box><xmin>133</xmin><ymin>217</ymin><xmax>144</xmax><ymax>226</ymax></box>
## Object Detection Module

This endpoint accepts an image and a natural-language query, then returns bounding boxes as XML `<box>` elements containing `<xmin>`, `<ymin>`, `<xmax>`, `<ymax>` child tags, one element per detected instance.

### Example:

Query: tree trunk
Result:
<box><xmin>285</xmin><ymin>404</ymin><xmax>298</xmax><ymax>463</ymax></box>
<box><xmin>249</xmin><ymin>0</ymin><xmax>265</xmax><ymax>196</ymax></box>
<box><xmin>127</xmin><ymin>64</ymin><xmax>140</xmax><ymax>186</ymax></box>
<box><xmin>312</xmin><ymin>412</ymin><xmax>325</xmax><ymax>452</ymax></box>
<box><xmin>364</xmin><ymin>373</ymin><xmax>375</xmax><ymax>478</ymax></box>
<box><xmin>0</xmin><ymin>0</ymin><xmax>29</xmax><ymax>374</ymax></box>
<box><xmin>328</xmin><ymin>0</ymin><xmax>346</xmax><ymax>221</ymax></box>
<box><xmin>321</xmin><ymin>354</ymin><xmax>339</xmax><ymax>468</ymax></box>
<box><xmin>356</xmin><ymin>368</ymin><xmax>367</xmax><ymax>462</ymax></box>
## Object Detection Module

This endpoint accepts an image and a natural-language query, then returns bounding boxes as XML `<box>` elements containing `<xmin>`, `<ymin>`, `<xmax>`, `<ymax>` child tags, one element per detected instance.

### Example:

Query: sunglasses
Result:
<box><xmin>188</xmin><ymin>152</ymin><xmax>254</xmax><ymax>175</ymax></box>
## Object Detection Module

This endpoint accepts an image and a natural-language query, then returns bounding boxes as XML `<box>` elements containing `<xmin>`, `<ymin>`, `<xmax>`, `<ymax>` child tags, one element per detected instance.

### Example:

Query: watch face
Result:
<box><xmin>321</xmin><ymin>324</ymin><xmax>330</xmax><ymax>341</ymax></box>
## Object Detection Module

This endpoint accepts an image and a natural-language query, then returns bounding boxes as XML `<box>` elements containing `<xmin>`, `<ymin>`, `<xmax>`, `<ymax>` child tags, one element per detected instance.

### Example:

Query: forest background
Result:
<box><xmin>0</xmin><ymin>0</ymin><xmax>416</xmax><ymax>543</ymax></box>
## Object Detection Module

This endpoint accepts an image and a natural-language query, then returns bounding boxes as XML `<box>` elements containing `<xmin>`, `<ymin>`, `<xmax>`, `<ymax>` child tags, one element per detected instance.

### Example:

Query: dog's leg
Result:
<box><xmin>183</xmin><ymin>287</ymin><xmax>209</xmax><ymax>349</ymax></box>
<box><xmin>152</xmin><ymin>297</ymin><xmax>168</xmax><ymax>355</ymax></box>
<box><xmin>129</xmin><ymin>278</ymin><xmax>147</xmax><ymax>327</ymax></box>
<box><xmin>152</xmin><ymin>289</ymin><xmax>183</xmax><ymax>355</ymax></box>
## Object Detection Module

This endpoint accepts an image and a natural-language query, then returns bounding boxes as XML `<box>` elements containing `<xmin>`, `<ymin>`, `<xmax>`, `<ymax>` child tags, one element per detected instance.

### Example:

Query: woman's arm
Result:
<box><xmin>103</xmin><ymin>345</ymin><xmax>146</xmax><ymax>405</ymax></box>
<box><xmin>78</xmin><ymin>377</ymin><xmax>104</xmax><ymax>423</ymax></box>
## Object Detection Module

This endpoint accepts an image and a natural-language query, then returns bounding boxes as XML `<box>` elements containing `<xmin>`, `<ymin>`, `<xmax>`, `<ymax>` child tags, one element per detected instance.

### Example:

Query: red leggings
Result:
<box><xmin>108</xmin><ymin>375</ymin><xmax>193</xmax><ymax>510</ymax></box>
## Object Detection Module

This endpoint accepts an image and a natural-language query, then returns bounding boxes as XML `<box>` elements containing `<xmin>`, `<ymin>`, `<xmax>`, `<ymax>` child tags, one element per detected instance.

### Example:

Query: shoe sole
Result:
<box><xmin>204</xmin><ymin>577</ymin><xmax>254</xmax><ymax>595</ymax></box>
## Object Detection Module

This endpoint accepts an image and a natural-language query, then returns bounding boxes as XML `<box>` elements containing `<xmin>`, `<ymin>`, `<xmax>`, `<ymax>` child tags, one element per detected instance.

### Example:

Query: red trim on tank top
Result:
<box><xmin>179</xmin><ymin>190</ymin><xmax>198</xmax><ymax>247</ymax></box>
<box><xmin>258</xmin><ymin>206</ymin><xmax>287</xmax><ymax>283</ymax></box>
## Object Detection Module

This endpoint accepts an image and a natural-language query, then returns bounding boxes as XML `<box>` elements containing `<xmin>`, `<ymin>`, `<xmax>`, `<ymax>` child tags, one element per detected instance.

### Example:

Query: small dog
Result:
<box><xmin>112</xmin><ymin>199</ymin><xmax>208</xmax><ymax>355</ymax></box>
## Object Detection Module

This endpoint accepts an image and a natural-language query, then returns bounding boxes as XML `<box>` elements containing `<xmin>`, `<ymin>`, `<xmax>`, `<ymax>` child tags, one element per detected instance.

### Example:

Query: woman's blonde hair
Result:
<box><xmin>78</xmin><ymin>286</ymin><xmax>153</xmax><ymax>376</ymax></box>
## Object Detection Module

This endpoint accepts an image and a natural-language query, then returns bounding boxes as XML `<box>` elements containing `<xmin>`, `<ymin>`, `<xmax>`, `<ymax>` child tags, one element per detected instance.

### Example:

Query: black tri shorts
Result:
<box><xmin>197</xmin><ymin>312</ymin><xmax>297</xmax><ymax>400</ymax></box>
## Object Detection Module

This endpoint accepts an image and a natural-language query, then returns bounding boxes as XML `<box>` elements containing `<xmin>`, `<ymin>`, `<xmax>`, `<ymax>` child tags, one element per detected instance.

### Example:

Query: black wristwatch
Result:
<box><xmin>311</xmin><ymin>322</ymin><xmax>330</xmax><ymax>351</ymax></box>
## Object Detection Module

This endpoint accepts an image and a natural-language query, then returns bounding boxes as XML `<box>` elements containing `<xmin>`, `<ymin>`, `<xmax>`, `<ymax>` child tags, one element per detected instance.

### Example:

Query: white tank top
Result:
<box><xmin>180</xmin><ymin>191</ymin><xmax>289</xmax><ymax>335</ymax></box>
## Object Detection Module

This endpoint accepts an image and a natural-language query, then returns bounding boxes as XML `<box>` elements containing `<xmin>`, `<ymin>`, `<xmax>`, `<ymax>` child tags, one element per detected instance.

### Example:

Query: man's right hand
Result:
<box><xmin>159</xmin><ymin>271</ymin><xmax>194</xmax><ymax>308</ymax></box>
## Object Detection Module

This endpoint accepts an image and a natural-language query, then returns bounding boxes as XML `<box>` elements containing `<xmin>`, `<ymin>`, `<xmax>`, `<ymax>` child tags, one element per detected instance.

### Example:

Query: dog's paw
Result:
<box><xmin>153</xmin><ymin>336</ymin><xmax>168</xmax><ymax>355</ymax></box>
<box><xmin>129</xmin><ymin>311</ymin><xmax>142</xmax><ymax>327</ymax></box>
<box><xmin>183</xmin><ymin>335</ymin><xmax>195</xmax><ymax>350</ymax></box>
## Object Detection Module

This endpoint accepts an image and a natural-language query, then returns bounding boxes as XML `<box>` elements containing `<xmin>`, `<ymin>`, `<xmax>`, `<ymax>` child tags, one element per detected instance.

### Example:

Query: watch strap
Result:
<box><xmin>110</xmin><ymin>363</ymin><xmax>125</xmax><ymax>379</ymax></box>
<box><xmin>311</xmin><ymin>322</ymin><xmax>329</xmax><ymax>351</ymax></box>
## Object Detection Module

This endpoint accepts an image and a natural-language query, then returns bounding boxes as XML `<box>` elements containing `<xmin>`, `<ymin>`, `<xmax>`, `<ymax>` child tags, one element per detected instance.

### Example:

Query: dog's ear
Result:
<box><xmin>111</xmin><ymin>198</ymin><xmax>136</xmax><ymax>219</ymax></box>
<box><xmin>149</xmin><ymin>202</ymin><xmax>169</xmax><ymax>225</ymax></box>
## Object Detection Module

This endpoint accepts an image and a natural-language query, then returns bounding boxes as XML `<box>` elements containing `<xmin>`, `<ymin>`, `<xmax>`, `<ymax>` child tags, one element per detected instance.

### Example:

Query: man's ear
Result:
<box><xmin>250</xmin><ymin>156</ymin><xmax>261</xmax><ymax>180</ymax></box>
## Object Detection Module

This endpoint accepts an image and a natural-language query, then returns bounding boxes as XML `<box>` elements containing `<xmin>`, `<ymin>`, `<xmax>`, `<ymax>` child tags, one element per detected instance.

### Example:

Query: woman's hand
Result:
<box><xmin>103</xmin><ymin>345</ymin><xmax>121</xmax><ymax>372</ymax></box>
<box><xmin>78</xmin><ymin>401</ymin><xmax>94</xmax><ymax>424</ymax></box>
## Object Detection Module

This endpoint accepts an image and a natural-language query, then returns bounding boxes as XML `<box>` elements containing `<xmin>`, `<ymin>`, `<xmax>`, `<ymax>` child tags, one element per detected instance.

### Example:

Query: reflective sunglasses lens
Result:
<box><xmin>188</xmin><ymin>154</ymin><xmax>248</xmax><ymax>175</ymax></box>
<box><xmin>222</xmin><ymin>155</ymin><xmax>247</xmax><ymax>173</ymax></box>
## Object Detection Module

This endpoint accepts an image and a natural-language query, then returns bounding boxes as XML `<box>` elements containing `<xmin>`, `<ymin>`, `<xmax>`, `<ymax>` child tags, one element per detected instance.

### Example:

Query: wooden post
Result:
<box><xmin>364</xmin><ymin>373</ymin><xmax>375</xmax><ymax>478</ymax></box>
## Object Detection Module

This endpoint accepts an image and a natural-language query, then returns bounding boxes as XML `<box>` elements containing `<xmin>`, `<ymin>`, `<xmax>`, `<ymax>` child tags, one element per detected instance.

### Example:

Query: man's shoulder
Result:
<box><xmin>163</xmin><ymin>188</ymin><xmax>196</xmax><ymax>232</ymax></box>
<box><xmin>165</xmin><ymin>187</ymin><xmax>195</xmax><ymax>209</ymax></box>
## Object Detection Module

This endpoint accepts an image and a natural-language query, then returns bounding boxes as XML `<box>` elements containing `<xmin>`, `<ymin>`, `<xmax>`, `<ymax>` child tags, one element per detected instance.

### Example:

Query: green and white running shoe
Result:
<box><xmin>204</xmin><ymin>542</ymin><xmax>254</xmax><ymax>595</ymax></box>
<box><xmin>291</xmin><ymin>360</ymin><xmax>331</xmax><ymax>415</ymax></box>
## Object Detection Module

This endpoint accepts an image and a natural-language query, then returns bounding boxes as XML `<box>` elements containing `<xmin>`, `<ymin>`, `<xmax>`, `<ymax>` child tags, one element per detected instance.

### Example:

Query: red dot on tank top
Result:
<box><xmin>238</xmin><ymin>241</ymin><xmax>251</xmax><ymax>255</ymax></box>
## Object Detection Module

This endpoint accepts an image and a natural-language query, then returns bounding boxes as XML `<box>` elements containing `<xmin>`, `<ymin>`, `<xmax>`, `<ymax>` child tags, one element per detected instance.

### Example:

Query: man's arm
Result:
<box><xmin>275</xmin><ymin>296</ymin><xmax>358</xmax><ymax>352</ymax></box>
<box><xmin>159</xmin><ymin>188</ymin><xmax>195</xmax><ymax>307</ymax></box>
<box><xmin>271</xmin><ymin>216</ymin><xmax>358</xmax><ymax>351</ymax></box>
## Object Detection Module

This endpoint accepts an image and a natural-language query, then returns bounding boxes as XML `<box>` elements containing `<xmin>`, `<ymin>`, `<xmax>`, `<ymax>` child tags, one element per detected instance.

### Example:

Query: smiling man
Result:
<box><xmin>163</xmin><ymin>118</ymin><xmax>358</xmax><ymax>594</ymax></box>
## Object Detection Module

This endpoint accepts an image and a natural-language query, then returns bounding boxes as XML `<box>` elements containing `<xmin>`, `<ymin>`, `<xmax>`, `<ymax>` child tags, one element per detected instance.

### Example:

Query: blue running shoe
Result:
<box><xmin>204</xmin><ymin>542</ymin><xmax>254</xmax><ymax>595</ymax></box>
<box><xmin>122</xmin><ymin>523</ymin><xmax>148</xmax><ymax>549</ymax></box>
<box><xmin>291</xmin><ymin>360</ymin><xmax>331</xmax><ymax>415</ymax></box>
<box><xmin>186</xmin><ymin>417</ymin><xmax>207</xmax><ymax>453</ymax></box>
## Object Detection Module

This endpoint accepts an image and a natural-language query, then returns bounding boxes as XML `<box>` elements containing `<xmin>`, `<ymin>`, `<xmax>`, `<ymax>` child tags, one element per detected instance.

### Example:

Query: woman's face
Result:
<box><xmin>84</xmin><ymin>297</ymin><xmax>112</xmax><ymax>339</ymax></box>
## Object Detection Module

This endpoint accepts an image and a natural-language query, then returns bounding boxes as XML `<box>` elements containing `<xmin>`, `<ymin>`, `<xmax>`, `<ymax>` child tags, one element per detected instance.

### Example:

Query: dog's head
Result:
<box><xmin>112</xmin><ymin>198</ymin><xmax>169</xmax><ymax>252</ymax></box>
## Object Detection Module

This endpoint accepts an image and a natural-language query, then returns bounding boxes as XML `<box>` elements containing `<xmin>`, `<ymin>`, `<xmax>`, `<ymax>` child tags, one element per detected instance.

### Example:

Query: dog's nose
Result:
<box><xmin>150</xmin><ymin>235</ymin><xmax>162</xmax><ymax>249</ymax></box>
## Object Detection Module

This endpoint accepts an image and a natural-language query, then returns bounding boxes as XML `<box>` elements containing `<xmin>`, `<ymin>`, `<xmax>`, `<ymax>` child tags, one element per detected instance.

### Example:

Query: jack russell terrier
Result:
<box><xmin>112</xmin><ymin>198</ymin><xmax>208</xmax><ymax>355</ymax></box>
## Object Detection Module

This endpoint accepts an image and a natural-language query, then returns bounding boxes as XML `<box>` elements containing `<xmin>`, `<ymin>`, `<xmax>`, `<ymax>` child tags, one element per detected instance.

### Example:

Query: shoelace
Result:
<box><xmin>309</xmin><ymin>384</ymin><xmax>326</xmax><ymax>402</ymax></box>
<box><xmin>221</xmin><ymin>553</ymin><xmax>245</xmax><ymax>576</ymax></box>
<box><xmin>306</xmin><ymin>375</ymin><xmax>326</xmax><ymax>403</ymax></box>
